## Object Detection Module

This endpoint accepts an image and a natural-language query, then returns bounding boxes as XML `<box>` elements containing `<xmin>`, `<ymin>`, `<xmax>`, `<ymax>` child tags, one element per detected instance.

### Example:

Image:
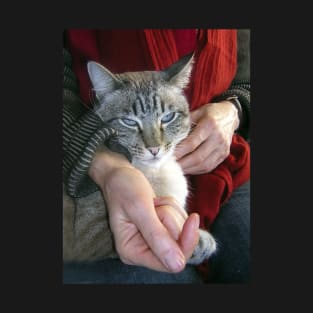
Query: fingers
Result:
<box><xmin>119</xmin><ymin>232</ymin><xmax>178</xmax><ymax>273</ymax></box>
<box><xmin>177</xmin><ymin>134</ymin><xmax>216</xmax><ymax>169</ymax></box>
<box><xmin>122</xmin><ymin>205</ymin><xmax>199</xmax><ymax>272</ymax></box>
<box><xmin>176</xmin><ymin>120</ymin><xmax>231</xmax><ymax>175</ymax></box>
<box><xmin>179</xmin><ymin>146</ymin><xmax>225</xmax><ymax>175</ymax></box>
<box><xmin>153</xmin><ymin>196</ymin><xmax>188</xmax><ymax>219</ymax></box>
<box><xmin>156</xmin><ymin>205</ymin><xmax>185</xmax><ymax>240</ymax></box>
<box><xmin>175</xmin><ymin>117</ymin><xmax>212</xmax><ymax>160</ymax></box>
<box><xmin>156</xmin><ymin>206</ymin><xmax>200</xmax><ymax>263</ymax></box>
<box><xmin>127</xmin><ymin>201</ymin><xmax>186</xmax><ymax>273</ymax></box>
<box><xmin>156</xmin><ymin>203</ymin><xmax>201</xmax><ymax>264</ymax></box>
<box><xmin>183</xmin><ymin>150</ymin><xmax>223</xmax><ymax>175</ymax></box>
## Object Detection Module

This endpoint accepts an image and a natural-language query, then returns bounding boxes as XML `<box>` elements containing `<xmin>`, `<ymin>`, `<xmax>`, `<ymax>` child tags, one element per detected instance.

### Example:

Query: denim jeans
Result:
<box><xmin>208</xmin><ymin>180</ymin><xmax>250</xmax><ymax>283</ymax></box>
<box><xmin>63</xmin><ymin>181</ymin><xmax>250</xmax><ymax>284</ymax></box>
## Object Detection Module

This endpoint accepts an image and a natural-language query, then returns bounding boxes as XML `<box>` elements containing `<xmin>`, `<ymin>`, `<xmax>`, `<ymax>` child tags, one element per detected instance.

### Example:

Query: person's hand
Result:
<box><xmin>175</xmin><ymin>100</ymin><xmax>239</xmax><ymax>175</ymax></box>
<box><xmin>89</xmin><ymin>148</ymin><xmax>200</xmax><ymax>273</ymax></box>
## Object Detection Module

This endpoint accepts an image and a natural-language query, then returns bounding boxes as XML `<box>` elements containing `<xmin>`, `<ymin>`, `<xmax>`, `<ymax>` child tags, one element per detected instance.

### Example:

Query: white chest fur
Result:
<box><xmin>133</xmin><ymin>156</ymin><xmax>188</xmax><ymax>209</ymax></box>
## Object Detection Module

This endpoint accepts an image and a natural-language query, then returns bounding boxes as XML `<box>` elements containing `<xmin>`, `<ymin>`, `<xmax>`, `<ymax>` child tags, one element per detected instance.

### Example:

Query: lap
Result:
<box><xmin>63</xmin><ymin>259</ymin><xmax>203</xmax><ymax>284</ymax></box>
<box><xmin>63</xmin><ymin>181</ymin><xmax>250</xmax><ymax>284</ymax></box>
<box><xmin>207</xmin><ymin>180</ymin><xmax>250</xmax><ymax>283</ymax></box>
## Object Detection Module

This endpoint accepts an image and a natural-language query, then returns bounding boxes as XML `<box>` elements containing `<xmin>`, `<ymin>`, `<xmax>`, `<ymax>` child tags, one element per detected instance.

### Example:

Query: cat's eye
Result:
<box><xmin>161</xmin><ymin>112</ymin><xmax>176</xmax><ymax>124</ymax></box>
<box><xmin>120</xmin><ymin>118</ymin><xmax>138</xmax><ymax>127</ymax></box>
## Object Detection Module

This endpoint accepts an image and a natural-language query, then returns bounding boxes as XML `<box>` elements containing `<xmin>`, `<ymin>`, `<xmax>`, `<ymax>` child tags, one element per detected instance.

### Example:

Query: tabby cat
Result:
<box><xmin>63</xmin><ymin>53</ymin><xmax>217</xmax><ymax>265</ymax></box>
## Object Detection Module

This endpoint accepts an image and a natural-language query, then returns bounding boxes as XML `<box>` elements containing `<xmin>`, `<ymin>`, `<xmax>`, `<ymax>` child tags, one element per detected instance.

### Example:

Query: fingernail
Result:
<box><xmin>164</xmin><ymin>251</ymin><xmax>185</xmax><ymax>272</ymax></box>
<box><xmin>193</xmin><ymin>214</ymin><xmax>200</xmax><ymax>230</ymax></box>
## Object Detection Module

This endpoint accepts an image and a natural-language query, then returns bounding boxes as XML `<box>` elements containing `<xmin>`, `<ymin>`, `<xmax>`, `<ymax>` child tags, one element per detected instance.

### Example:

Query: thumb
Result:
<box><xmin>180</xmin><ymin>213</ymin><xmax>200</xmax><ymax>260</ymax></box>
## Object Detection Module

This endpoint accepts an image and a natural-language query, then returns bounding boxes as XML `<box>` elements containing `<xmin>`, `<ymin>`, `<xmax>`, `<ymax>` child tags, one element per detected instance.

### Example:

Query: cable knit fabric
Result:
<box><xmin>63</xmin><ymin>48</ymin><xmax>131</xmax><ymax>198</ymax></box>
<box><xmin>212</xmin><ymin>29</ymin><xmax>250</xmax><ymax>140</ymax></box>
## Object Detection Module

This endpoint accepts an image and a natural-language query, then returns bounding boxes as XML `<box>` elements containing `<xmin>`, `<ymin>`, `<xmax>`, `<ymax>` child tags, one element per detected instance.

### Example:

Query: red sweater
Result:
<box><xmin>66</xmin><ymin>29</ymin><xmax>250</xmax><ymax>230</ymax></box>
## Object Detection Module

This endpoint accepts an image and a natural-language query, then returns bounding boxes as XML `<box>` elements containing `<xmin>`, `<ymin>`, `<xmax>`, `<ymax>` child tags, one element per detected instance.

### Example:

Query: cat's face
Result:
<box><xmin>87</xmin><ymin>53</ymin><xmax>193</xmax><ymax>166</ymax></box>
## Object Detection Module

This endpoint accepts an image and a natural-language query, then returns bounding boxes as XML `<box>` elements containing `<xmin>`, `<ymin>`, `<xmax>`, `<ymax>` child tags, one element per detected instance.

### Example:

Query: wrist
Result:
<box><xmin>213</xmin><ymin>99</ymin><xmax>240</xmax><ymax>130</ymax></box>
<box><xmin>99</xmin><ymin>166</ymin><xmax>156</xmax><ymax>213</ymax></box>
<box><xmin>88</xmin><ymin>147</ymin><xmax>134</xmax><ymax>190</ymax></box>
<box><xmin>224</xmin><ymin>96</ymin><xmax>243</xmax><ymax>131</ymax></box>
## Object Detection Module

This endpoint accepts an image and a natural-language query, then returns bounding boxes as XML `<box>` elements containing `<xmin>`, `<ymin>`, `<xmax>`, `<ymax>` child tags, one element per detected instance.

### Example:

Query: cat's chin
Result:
<box><xmin>137</xmin><ymin>158</ymin><xmax>163</xmax><ymax>168</ymax></box>
<box><xmin>133</xmin><ymin>155</ymin><xmax>170</xmax><ymax>169</ymax></box>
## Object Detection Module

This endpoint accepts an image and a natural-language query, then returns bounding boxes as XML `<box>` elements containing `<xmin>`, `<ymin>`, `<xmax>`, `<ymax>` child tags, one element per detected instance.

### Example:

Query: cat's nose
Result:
<box><xmin>147</xmin><ymin>147</ymin><xmax>160</xmax><ymax>156</ymax></box>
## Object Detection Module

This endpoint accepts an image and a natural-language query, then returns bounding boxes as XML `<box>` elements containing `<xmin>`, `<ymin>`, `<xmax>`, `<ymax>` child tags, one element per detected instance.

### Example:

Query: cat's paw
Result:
<box><xmin>187</xmin><ymin>229</ymin><xmax>217</xmax><ymax>265</ymax></box>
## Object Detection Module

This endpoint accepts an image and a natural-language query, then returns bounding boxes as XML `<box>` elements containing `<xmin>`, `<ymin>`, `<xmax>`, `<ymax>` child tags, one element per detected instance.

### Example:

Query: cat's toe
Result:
<box><xmin>187</xmin><ymin>229</ymin><xmax>217</xmax><ymax>265</ymax></box>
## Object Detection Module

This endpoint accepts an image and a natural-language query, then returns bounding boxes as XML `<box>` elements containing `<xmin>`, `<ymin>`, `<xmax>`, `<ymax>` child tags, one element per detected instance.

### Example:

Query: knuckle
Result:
<box><xmin>156</xmin><ymin>205</ymin><xmax>167</xmax><ymax>217</ymax></box>
<box><xmin>189</xmin><ymin>138</ymin><xmax>199</xmax><ymax>151</ymax></box>
<box><xmin>146</xmin><ymin>229</ymin><xmax>171</xmax><ymax>255</ymax></box>
<box><xmin>167</xmin><ymin>196</ymin><xmax>180</xmax><ymax>208</ymax></box>
<box><xmin>221</xmin><ymin>142</ymin><xmax>230</xmax><ymax>157</ymax></box>
<box><xmin>206</xmin><ymin>121</ymin><xmax>214</xmax><ymax>133</ymax></box>
<box><xmin>163</xmin><ymin>195</ymin><xmax>176</xmax><ymax>203</ymax></box>
<box><xmin>200</xmin><ymin>160</ymin><xmax>212</xmax><ymax>173</ymax></box>
<box><xmin>147</xmin><ymin>229</ymin><xmax>164</xmax><ymax>243</ymax></box>
<box><xmin>206</xmin><ymin>116</ymin><xmax>216</xmax><ymax>128</ymax></box>
<box><xmin>119</xmin><ymin>255</ymin><xmax>132</xmax><ymax>265</ymax></box>
<box><xmin>204</xmin><ymin>163</ymin><xmax>213</xmax><ymax>173</ymax></box>
<box><xmin>194</xmin><ymin>153</ymin><xmax>205</xmax><ymax>163</ymax></box>
<box><xmin>225</xmin><ymin>146</ymin><xmax>230</xmax><ymax>156</ymax></box>
<box><xmin>116</xmin><ymin>247</ymin><xmax>134</xmax><ymax>265</ymax></box>
<box><xmin>215</xmin><ymin>132</ymin><xmax>224</xmax><ymax>144</ymax></box>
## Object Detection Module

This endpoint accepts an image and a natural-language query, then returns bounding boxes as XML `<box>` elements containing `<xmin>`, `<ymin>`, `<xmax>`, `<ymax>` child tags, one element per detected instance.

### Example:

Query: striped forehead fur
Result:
<box><xmin>116</xmin><ymin>71</ymin><xmax>164</xmax><ymax>90</ymax></box>
<box><xmin>95</xmin><ymin>70</ymin><xmax>187</xmax><ymax>118</ymax></box>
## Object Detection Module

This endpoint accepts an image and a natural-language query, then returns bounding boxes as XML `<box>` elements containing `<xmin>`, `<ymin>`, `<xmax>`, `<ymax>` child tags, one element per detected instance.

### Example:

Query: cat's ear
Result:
<box><xmin>162</xmin><ymin>52</ymin><xmax>194</xmax><ymax>89</ymax></box>
<box><xmin>87</xmin><ymin>61</ymin><xmax>122</xmax><ymax>98</ymax></box>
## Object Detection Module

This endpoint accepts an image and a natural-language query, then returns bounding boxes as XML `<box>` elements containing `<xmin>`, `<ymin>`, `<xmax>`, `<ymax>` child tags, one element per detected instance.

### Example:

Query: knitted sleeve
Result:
<box><xmin>213</xmin><ymin>29</ymin><xmax>250</xmax><ymax>141</ymax></box>
<box><xmin>63</xmin><ymin>48</ymin><xmax>121</xmax><ymax>198</ymax></box>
